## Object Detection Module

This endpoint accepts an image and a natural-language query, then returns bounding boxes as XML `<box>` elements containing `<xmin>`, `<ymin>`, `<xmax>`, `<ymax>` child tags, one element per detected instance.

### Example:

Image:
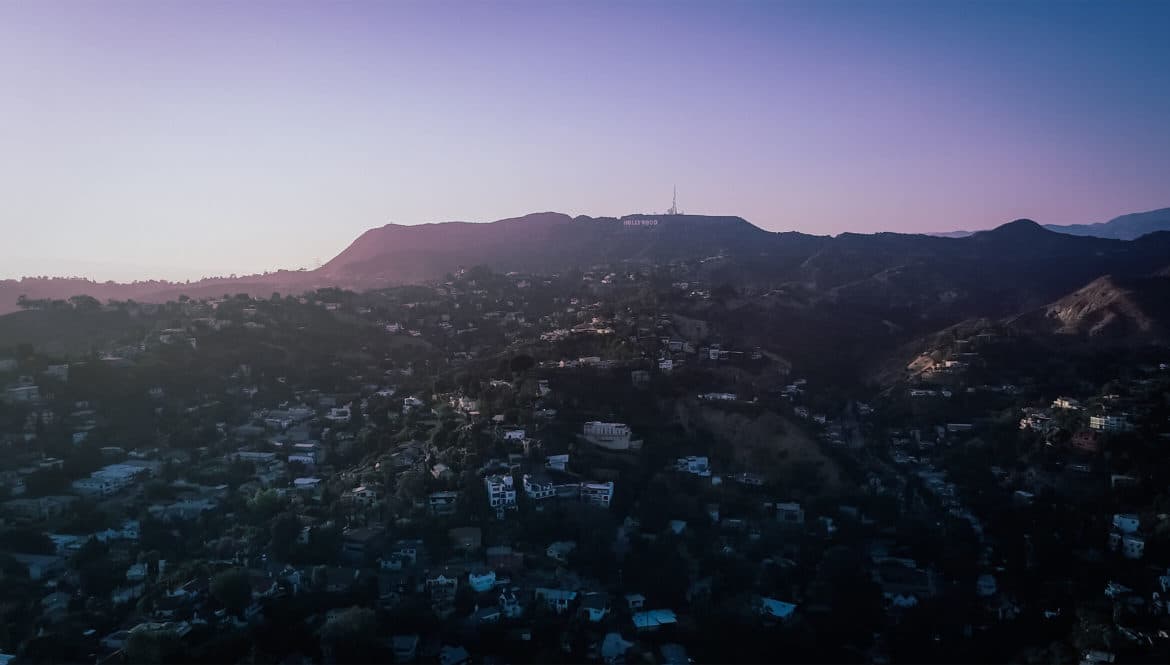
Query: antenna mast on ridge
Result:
<box><xmin>667</xmin><ymin>185</ymin><xmax>681</xmax><ymax>215</ymax></box>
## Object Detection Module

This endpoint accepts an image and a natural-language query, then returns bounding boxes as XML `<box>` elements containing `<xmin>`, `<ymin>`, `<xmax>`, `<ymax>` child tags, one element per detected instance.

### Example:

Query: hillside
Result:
<box><xmin>1010</xmin><ymin>273</ymin><xmax>1170</xmax><ymax>342</ymax></box>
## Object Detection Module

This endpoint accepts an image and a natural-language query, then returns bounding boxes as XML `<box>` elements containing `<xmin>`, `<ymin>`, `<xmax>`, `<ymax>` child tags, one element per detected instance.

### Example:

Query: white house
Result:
<box><xmin>582</xmin><ymin>422</ymin><xmax>632</xmax><ymax>451</ymax></box>
<box><xmin>484</xmin><ymin>475</ymin><xmax>517</xmax><ymax>515</ymax></box>
<box><xmin>523</xmin><ymin>475</ymin><xmax>556</xmax><ymax>501</ymax></box>
<box><xmin>579</xmin><ymin>481</ymin><xmax>614</xmax><ymax>507</ymax></box>
<box><xmin>71</xmin><ymin>464</ymin><xmax>147</xmax><ymax>497</ymax></box>
<box><xmin>1090</xmin><ymin>414</ymin><xmax>1133</xmax><ymax>433</ymax></box>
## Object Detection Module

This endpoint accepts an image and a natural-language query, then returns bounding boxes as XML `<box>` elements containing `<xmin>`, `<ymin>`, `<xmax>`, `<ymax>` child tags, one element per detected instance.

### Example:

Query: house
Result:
<box><xmin>624</xmin><ymin>593</ymin><xmax>646</xmax><ymax>612</ymax></box>
<box><xmin>439</xmin><ymin>645</ymin><xmax>470</xmax><ymax>665</ymax></box>
<box><xmin>11</xmin><ymin>553</ymin><xmax>65</xmax><ymax>581</ymax></box>
<box><xmin>545</xmin><ymin>454</ymin><xmax>569</xmax><ymax>471</ymax></box>
<box><xmin>3</xmin><ymin>384</ymin><xmax>40</xmax><ymax>404</ymax></box>
<box><xmin>975</xmin><ymin>573</ymin><xmax>998</xmax><ymax>597</ymax></box>
<box><xmin>287</xmin><ymin>442</ymin><xmax>324</xmax><ymax>466</ymax></box>
<box><xmin>579</xmin><ymin>592</ymin><xmax>609</xmax><ymax>622</ymax></box>
<box><xmin>472</xmin><ymin>604</ymin><xmax>502</xmax><ymax>624</ymax></box>
<box><xmin>2</xmin><ymin>495</ymin><xmax>78</xmax><ymax>523</ymax></box>
<box><xmin>1122</xmin><ymin>535</ymin><xmax>1145</xmax><ymax>560</ymax></box>
<box><xmin>126</xmin><ymin>562</ymin><xmax>149</xmax><ymax>582</ymax></box>
<box><xmin>601</xmin><ymin>633</ymin><xmax>633</xmax><ymax>664</ymax></box>
<box><xmin>523</xmin><ymin>474</ymin><xmax>556</xmax><ymax>501</ymax></box>
<box><xmin>676</xmin><ymin>456</ymin><xmax>711</xmax><ymax>476</ymax></box>
<box><xmin>873</xmin><ymin>558</ymin><xmax>935</xmax><ymax>609</ymax></box>
<box><xmin>71</xmin><ymin>463</ymin><xmax>147</xmax><ymax>497</ymax></box>
<box><xmin>632</xmin><ymin>608</ymin><xmax>678</xmax><ymax>631</ymax></box>
<box><xmin>1112</xmin><ymin>513</ymin><xmax>1140</xmax><ymax>534</ymax></box>
<box><xmin>498</xmin><ymin>588</ymin><xmax>524</xmax><ymax>618</ymax></box>
<box><xmin>546</xmin><ymin>541</ymin><xmax>577</xmax><ymax>563</ymax></box>
<box><xmin>776</xmin><ymin>502</ymin><xmax>805</xmax><ymax>526</ymax></box>
<box><xmin>503</xmin><ymin>429</ymin><xmax>526</xmax><ymax>441</ymax></box>
<box><xmin>425</xmin><ymin>572</ymin><xmax>460</xmax><ymax>600</ymax></box>
<box><xmin>484</xmin><ymin>475</ymin><xmax>517</xmax><ymax>515</ymax></box>
<box><xmin>1090</xmin><ymin>414</ymin><xmax>1133</xmax><ymax>433</ymax></box>
<box><xmin>759</xmin><ymin>597</ymin><xmax>797</xmax><ymax>621</ymax></box>
<box><xmin>579</xmin><ymin>481</ymin><xmax>614</xmax><ymax>507</ymax></box>
<box><xmin>344</xmin><ymin>485</ymin><xmax>379</xmax><ymax>507</ymax></box>
<box><xmin>428</xmin><ymin>491</ymin><xmax>459</xmax><ymax>516</ymax></box>
<box><xmin>391</xmin><ymin>634</ymin><xmax>419</xmax><ymax>663</ymax></box>
<box><xmin>582</xmin><ymin>422</ymin><xmax>632</xmax><ymax>451</ymax></box>
<box><xmin>659</xmin><ymin>643</ymin><xmax>690</xmax><ymax>665</ymax></box>
<box><xmin>534</xmin><ymin>587</ymin><xmax>578</xmax><ymax>613</ymax></box>
<box><xmin>468</xmin><ymin>569</ymin><xmax>497</xmax><ymax>593</ymax></box>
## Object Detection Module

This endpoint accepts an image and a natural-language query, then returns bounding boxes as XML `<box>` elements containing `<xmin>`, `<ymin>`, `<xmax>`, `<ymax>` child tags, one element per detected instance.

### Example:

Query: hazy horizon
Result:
<box><xmin>3</xmin><ymin>0</ymin><xmax>1169</xmax><ymax>282</ymax></box>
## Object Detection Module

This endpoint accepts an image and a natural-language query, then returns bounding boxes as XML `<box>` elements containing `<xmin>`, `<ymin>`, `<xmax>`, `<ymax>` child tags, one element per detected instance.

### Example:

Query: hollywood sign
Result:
<box><xmin>623</xmin><ymin>218</ymin><xmax>659</xmax><ymax>227</ymax></box>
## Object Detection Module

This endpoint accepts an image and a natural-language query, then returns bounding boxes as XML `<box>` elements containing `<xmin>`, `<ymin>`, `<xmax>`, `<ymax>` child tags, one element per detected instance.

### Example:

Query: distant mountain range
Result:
<box><xmin>931</xmin><ymin>207</ymin><xmax>1170</xmax><ymax>240</ymax></box>
<box><xmin>3</xmin><ymin>209</ymin><xmax>1170</xmax><ymax>327</ymax></box>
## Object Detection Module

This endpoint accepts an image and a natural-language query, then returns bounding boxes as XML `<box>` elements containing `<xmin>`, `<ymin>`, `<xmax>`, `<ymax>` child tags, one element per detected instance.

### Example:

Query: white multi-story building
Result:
<box><xmin>582</xmin><ymin>422</ymin><xmax>632</xmax><ymax>451</ymax></box>
<box><xmin>579</xmin><ymin>481</ymin><xmax>614</xmax><ymax>508</ymax></box>
<box><xmin>522</xmin><ymin>474</ymin><xmax>556</xmax><ymax>501</ymax></box>
<box><xmin>1090</xmin><ymin>414</ymin><xmax>1133</xmax><ymax>433</ymax></box>
<box><xmin>71</xmin><ymin>464</ymin><xmax>147</xmax><ymax>497</ymax></box>
<box><xmin>484</xmin><ymin>475</ymin><xmax>517</xmax><ymax>514</ymax></box>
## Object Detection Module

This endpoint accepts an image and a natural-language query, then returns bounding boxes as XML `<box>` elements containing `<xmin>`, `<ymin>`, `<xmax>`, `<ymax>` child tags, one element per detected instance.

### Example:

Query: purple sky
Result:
<box><xmin>2</xmin><ymin>0</ymin><xmax>1168</xmax><ymax>281</ymax></box>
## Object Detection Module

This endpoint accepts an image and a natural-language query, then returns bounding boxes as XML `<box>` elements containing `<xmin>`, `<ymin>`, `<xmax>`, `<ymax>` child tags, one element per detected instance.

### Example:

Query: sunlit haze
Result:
<box><xmin>2</xmin><ymin>0</ymin><xmax>1168</xmax><ymax>281</ymax></box>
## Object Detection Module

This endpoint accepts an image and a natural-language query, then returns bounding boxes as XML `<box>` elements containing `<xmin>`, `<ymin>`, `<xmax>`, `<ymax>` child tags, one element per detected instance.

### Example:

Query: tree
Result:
<box><xmin>509</xmin><ymin>354</ymin><xmax>536</xmax><ymax>374</ymax></box>
<box><xmin>124</xmin><ymin>625</ymin><xmax>184</xmax><ymax>664</ymax></box>
<box><xmin>269</xmin><ymin>512</ymin><xmax>301</xmax><ymax>560</ymax></box>
<box><xmin>320</xmin><ymin>606</ymin><xmax>380</xmax><ymax>663</ymax></box>
<box><xmin>247</xmin><ymin>488</ymin><xmax>285</xmax><ymax>521</ymax></box>
<box><xmin>210</xmin><ymin>567</ymin><xmax>252</xmax><ymax>616</ymax></box>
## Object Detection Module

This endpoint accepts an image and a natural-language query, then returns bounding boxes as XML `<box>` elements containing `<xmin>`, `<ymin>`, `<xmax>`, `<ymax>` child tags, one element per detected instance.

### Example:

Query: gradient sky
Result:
<box><xmin>2</xmin><ymin>0</ymin><xmax>1168</xmax><ymax>281</ymax></box>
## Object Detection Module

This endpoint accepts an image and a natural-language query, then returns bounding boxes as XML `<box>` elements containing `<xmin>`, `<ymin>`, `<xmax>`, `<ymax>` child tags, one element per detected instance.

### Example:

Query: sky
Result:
<box><xmin>1</xmin><ymin>0</ymin><xmax>1168</xmax><ymax>282</ymax></box>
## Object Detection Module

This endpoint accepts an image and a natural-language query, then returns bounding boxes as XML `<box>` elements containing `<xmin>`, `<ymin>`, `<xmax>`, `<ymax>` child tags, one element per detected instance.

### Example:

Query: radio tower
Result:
<box><xmin>667</xmin><ymin>185</ymin><xmax>681</xmax><ymax>215</ymax></box>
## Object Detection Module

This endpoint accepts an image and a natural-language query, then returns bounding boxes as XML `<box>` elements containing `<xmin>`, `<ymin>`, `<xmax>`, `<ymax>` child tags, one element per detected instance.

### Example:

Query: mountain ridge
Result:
<box><xmin>4</xmin><ymin>209</ymin><xmax>1170</xmax><ymax>317</ymax></box>
<box><xmin>929</xmin><ymin>206</ymin><xmax>1170</xmax><ymax>240</ymax></box>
